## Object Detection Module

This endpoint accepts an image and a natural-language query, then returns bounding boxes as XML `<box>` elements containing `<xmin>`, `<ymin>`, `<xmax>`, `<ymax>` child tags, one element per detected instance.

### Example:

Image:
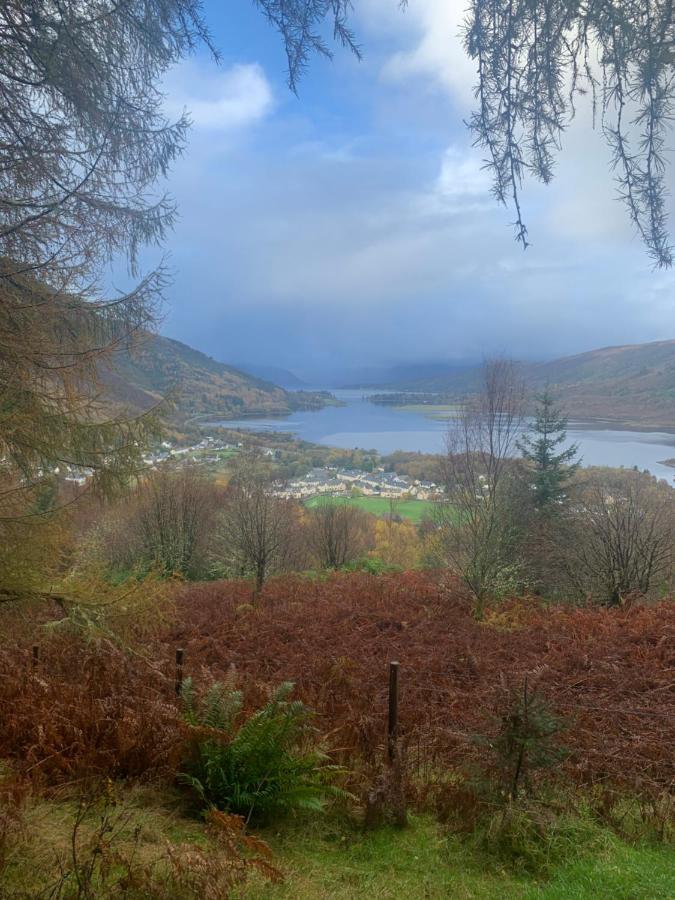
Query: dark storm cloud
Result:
<box><xmin>150</xmin><ymin>3</ymin><xmax>675</xmax><ymax>381</ymax></box>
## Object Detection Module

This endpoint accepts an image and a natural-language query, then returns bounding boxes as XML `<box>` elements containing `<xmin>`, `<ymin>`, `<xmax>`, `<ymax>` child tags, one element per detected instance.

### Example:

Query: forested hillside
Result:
<box><xmin>387</xmin><ymin>340</ymin><xmax>675</xmax><ymax>428</ymax></box>
<box><xmin>103</xmin><ymin>333</ymin><xmax>326</xmax><ymax>422</ymax></box>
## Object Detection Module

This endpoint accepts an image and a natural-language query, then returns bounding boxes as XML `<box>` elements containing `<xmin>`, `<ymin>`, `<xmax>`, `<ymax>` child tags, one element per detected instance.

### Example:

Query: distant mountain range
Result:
<box><xmin>101</xmin><ymin>335</ymin><xmax>675</xmax><ymax>433</ymax></box>
<box><xmin>232</xmin><ymin>363</ymin><xmax>308</xmax><ymax>389</ymax></box>
<box><xmin>102</xmin><ymin>333</ymin><xmax>326</xmax><ymax>424</ymax></box>
<box><xmin>381</xmin><ymin>340</ymin><xmax>675</xmax><ymax>430</ymax></box>
<box><xmin>339</xmin><ymin>362</ymin><xmax>473</xmax><ymax>389</ymax></box>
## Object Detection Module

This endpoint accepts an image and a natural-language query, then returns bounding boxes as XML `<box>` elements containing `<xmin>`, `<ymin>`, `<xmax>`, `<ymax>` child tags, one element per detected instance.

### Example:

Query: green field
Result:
<box><xmin>243</xmin><ymin>813</ymin><xmax>675</xmax><ymax>900</ymax></box>
<box><xmin>304</xmin><ymin>495</ymin><xmax>435</xmax><ymax>524</ymax></box>
<box><xmin>7</xmin><ymin>795</ymin><xmax>673</xmax><ymax>900</ymax></box>
<box><xmin>395</xmin><ymin>403</ymin><xmax>459</xmax><ymax>421</ymax></box>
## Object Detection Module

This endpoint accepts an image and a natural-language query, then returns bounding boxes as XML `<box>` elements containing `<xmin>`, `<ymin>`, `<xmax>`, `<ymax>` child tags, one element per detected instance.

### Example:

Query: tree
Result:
<box><xmin>217</xmin><ymin>450</ymin><xmax>293</xmax><ymax>594</ymax></box>
<box><xmin>438</xmin><ymin>359</ymin><xmax>528</xmax><ymax>611</ymax></box>
<box><xmin>464</xmin><ymin>0</ymin><xmax>675</xmax><ymax>266</ymax></box>
<box><xmin>254</xmin><ymin>0</ymin><xmax>360</xmax><ymax>91</ymax></box>
<box><xmin>307</xmin><ymin>499</ymin><xmax>373</xmax><ymax>569</ymax></box>
<box><xmin>89</xmin><ymin>466</ymin><xmax>221</xmax><ymax>579</ymax></box>
<box><xmin>134</xmin><ymin>466</ymin><xmax>220</xmax><ymax>579</ymax></box>
<box><xmin>518</xmin><ymin>388</ymin><xmax>580</xmax><ymax>511</ymax></box>
<box><xmin>556</xmin><ymin>469</ymin><xmax>674</xmax><ymax>605</ymax></box>
<box><xmin>0</xmin><ymin>0</ymin><xmax>220</xmax><ymax>551</ymax></box>
<box><xmin>257</xmin><ymin>2</ymin><xmax>675</xmax><ymax>268</ymax></box>
<box><xmin>372</xmin><ymin>517</ymin><xmax>421</xmax><ymax>570</ymax></box>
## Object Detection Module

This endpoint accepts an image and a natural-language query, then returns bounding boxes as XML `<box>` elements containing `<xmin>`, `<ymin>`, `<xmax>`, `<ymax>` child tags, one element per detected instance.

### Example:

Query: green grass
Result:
<box><xmin>3</xmin><ymin>791</ymin><xmax>673</xmax><ymax>900</ymax></box>
<box><xmin>241</xmin><ymin>814</ymin><xmax>675</xmax><ymax>900</ymax></box>
<box><xmin>395</xmin><ymin>404</ymin><xmax>460</xmax><ymax>421</ymax></box>
<box><xmin>304</xmin><ymin>495</ymin><xmax>435</xmax><ymax>524</ymax></box>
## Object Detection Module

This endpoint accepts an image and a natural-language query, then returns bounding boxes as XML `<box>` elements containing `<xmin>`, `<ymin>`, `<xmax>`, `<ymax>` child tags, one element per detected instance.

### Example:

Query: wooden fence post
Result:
<box><xmin>175</xmin><ymin>648</ymin><xmax>184</xmax><ymax>697</ymax></box>
<box><xmin>388</xmin><ymin>660</ymin><xmax>399</xmax><ymax>763</ymax></box>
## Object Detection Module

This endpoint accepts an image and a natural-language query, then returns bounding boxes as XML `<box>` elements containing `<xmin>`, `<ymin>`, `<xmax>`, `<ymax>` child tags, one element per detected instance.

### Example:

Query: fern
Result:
<box><xmin>180</xmin><ymin>679</ymin><xmax>347</xmax><ymax>823</ymax></box>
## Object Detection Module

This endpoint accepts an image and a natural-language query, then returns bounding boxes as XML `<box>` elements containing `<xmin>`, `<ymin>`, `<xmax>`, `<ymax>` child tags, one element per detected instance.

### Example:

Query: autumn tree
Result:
<box><xmin>372</xmin><ymin>517</ymin><xmax>422</xmax><ymax>570</ymax></box>
<box><xmin>555</xmin><ymin>469</ymin><xmax>674</xmax><ymax>605</ymax></box>
<box><xmin>134</xmin><ymin>466</ymin><xmax>220</xmax><ymax>579</ymax></box>
<box><xmin>0</xmin><ymin>2</ymin><xmax>219</xmax><ymax>494</ymax></box>
<box><xmin>438</xmin><ymin>359</ymin><xmax>528</xmax><ymax>611</ymax></box>
<box><xmin>307</xmin><ymin>499</ymin><xmax>374</xmax><ymax>569</ymax></box>
<box><xmin>88</xmin><ymin>466</ymin><xmax>221</xmax><ymax>579</ymax></box>
<box><xmin>216</xmin><ymin>450</ymin><xmax>294</xmax><ymax>594</ymax></box>
<box><xmin>0</xmin><ymin>1</ymin><xmax>217</xmax><ymax>601</ymax></box>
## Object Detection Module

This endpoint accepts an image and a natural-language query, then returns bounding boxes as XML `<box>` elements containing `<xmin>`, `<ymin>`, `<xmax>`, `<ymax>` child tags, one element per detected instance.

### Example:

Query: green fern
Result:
<box><xmin>180</xmin><ymin>679</ymin><xmax>348</xmax><ymax>823</ymax></box>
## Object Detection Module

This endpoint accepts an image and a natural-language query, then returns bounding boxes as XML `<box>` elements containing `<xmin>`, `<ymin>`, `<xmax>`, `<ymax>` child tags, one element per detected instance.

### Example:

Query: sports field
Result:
<box><xmin>304</xmin><ymin>494</ymin><xmax>435</xmax><ymax>523</ymax></box>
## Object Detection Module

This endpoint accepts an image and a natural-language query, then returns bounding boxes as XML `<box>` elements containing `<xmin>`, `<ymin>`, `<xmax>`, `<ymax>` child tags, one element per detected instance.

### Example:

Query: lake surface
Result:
<box><xmin>213</xmin><ymin>389</ymin><xmax>675</xmax><ymax>482</ymax></box>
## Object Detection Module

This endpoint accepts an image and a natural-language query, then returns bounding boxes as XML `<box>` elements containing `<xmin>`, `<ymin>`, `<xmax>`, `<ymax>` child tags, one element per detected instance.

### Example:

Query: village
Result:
<box><xmin>276</xmin><ymin>466</ymin><xmax>441</xmax><ymax>501</ymax></box>
<box><xmin>59</xmin><ymin>435</ymin><xmax>442</xmax><ymax>506</ymax></box>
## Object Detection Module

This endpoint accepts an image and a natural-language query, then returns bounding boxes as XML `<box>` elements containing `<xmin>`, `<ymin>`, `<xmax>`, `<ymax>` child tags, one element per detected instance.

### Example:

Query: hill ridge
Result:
<box><xmin>384</xmin><ymin>338</ymin><xmax>675</xmax><ymax>429</ymax></box>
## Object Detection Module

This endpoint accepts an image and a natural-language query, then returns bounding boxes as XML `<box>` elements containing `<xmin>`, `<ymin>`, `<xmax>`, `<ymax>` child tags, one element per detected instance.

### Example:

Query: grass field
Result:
<box><xmin>243</xmin><ymin>814</ymin><xmax>675</xmax><ymax>900</ymax></box>
<box><xmin>395</xmin><ymin>403</ymin><xmax>459</xmax><ymax>421</ymax></box>
<box><xmin>5</xmin><ymin>795</ymin><xmax>673</xmax><ymax>900</ymax></box>
<box><xmin>304</xmin><ymin>494</ymin><xmax>435</xmax><ymax>524</ymax></box>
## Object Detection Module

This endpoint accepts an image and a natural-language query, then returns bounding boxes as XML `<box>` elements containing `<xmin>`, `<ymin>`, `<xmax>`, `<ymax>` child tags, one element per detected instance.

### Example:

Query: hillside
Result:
<box><xmin>386</xmin><ymin>340</ymin><xmax>675</xmax><ymax>429</ymax></box>
<box><xmin>233</xmin><ymin>363</ymin><xmax>307</xmax><ymax>388</ymax></box>
<box><xmin>102</xmin><ymin>333</ymin><xmax>326</xmax><ymax>423</ymax></box>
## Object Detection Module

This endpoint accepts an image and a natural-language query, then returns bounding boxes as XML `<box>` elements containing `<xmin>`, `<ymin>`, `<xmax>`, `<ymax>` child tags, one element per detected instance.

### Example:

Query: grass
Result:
<box><xmin>395</xmin><ymin>404</ymin><xmax>460</xmax><ymax>421</ymax></box>
<box><xmin>1</xmin><ymin>785</ymin><xmax>207</xmax><ymax>897</ymax></box>
<box><xmin>304</xmin><ymin>495</ymin><xmax>435</xmax><ymax>524</ymax></box>
<box><xmin>242</xmin><ymin>814</ymin><xmax>675</xmax><ymax>900</ymax></box>
<box><xmin>2</xmin><ymin>791</ymin><xmax>673</xmax><ymax>899</ymax></box>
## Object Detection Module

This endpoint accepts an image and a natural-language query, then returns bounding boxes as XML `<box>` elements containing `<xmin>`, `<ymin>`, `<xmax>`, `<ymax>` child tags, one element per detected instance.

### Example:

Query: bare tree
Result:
<box><xmin>307</xmin><ymin>499</ymin><xmax>373</xmax><ymax>569</ymax></box>
<box><xmin>217</xmin><ymin>450</ymin><xmax>293</xmax><ymax>595</ymax></box>
<box><xmin>437</xmin><ymin>359</ymin><xmax>527</xmax><ymax>610</ymax></box>
<box><xmin>556</xmin><ymin>469</ymin><xmax>674</xmax><ymax>605</ymax></box>
<box><xmin>135</xmin><ymin>466</ymin><xmax>219</xmax><ymax>578</ymax></box>
<box><xmin>94</xmin><ymin>465</ymin><xmax>220</xmax><ymax>579</ymax></box>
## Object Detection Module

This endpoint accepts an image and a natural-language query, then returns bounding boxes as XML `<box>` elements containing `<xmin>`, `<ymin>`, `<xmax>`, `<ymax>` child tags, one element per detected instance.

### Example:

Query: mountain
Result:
<box><xmin>103</xmin><ymin>333</ymin><xmax>326</xmax><ymax>423</ymax></box>
<box><xmin>233</xmin><ymin>363</ymin><xmax>308</xmax><ymax>389</ymax></box>
<box><xmin>339</xmin><ymin>362</ymin><xmax>474</xmax><ymax>388</ymax></box>
<box><xmin>384</xmin><ymin>340</ymin><xmax>675</xmax><ymax>429</ymax></box>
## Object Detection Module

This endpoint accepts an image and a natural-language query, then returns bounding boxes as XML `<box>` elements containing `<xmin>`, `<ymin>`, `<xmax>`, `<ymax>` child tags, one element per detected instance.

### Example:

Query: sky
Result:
<box><xmin>139</xmin><ymin>0</ymin><xmax>675</xmax><ymax>383</ymax></box>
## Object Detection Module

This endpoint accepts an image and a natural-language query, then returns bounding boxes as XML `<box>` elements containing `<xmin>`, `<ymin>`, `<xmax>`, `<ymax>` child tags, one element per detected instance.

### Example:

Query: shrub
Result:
<box><xmin>172</xmin><ymin>573</ymin><xmax>675</xmax><ymax>812</ymax></box>
<box><xmin>477</xmin><ymin>799</ymin><xmax>610</xmax><ymax>876</ymax></box>
<box><xmin>3</xmin><ymin>786</ymin><xmax>281</xmax><ymax>898</ymax></box>
<box><xmin>181</xmin><ymin>679</ymin><xmax>346</xmax><ymax>823</ymax></box>
<box><xmin>478</xmin><ymin>672</ymin><xmax>567</xmax><ymax>801</ymax></box>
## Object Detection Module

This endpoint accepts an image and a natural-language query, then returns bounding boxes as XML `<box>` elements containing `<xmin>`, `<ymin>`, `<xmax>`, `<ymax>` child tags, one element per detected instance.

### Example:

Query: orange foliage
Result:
<box><xmin>169</xmin><ymin>573</ymin><xmax>674</xmax><ymax>801</ymax></box>
<box><xmin>0</xmin><ymin>572</ymin><xmax>672</xmax><ymax>807</ymax></box>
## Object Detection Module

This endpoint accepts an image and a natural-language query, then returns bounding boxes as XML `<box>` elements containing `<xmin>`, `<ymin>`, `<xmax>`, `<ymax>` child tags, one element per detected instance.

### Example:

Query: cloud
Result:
<box><xmin>164</xmin><ymin>62</ymin><xmax>273</xmax><ymax>131</ymax></box>
<box><xmin>147</xmin><ymin>4</ymin><xmax>675</xmax><ymax>377</ymax></box>
<box><xmin>366</xmin><ymin>0</ymin><xmax>476</xmax><ymax>109</ymax></box>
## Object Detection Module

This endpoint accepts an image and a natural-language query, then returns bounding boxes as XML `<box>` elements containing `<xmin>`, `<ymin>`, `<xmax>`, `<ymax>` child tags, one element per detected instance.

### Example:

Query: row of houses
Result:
<box><xmin>141</xmin><ymin>436</ymin><xmax>243</xmax><ymax>467</ymax></box>
<box><xmin>278</xmin><ymin>466</ymin><xmax>441</xmax><ymax>501</ymax></box>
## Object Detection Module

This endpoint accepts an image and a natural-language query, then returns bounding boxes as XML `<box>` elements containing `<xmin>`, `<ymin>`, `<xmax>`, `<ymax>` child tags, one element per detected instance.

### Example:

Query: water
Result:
<box><xmin>211</xmin><ymin>389</ymin><xmax>675</xmax><ymax>482</ymax></box>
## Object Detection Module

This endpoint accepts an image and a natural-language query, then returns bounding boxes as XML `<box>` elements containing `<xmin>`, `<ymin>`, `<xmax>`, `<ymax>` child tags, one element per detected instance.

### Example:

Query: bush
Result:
<box><xmin>181</xmin><ymin>679</ymin><xmax>346</xmax><ymax>823</ymax></box>
<box><xmin>477</xmin><ymin>800</ymin><xmax>609</xmax><ymax>876</ymax></box>
<box><xmin>478</xmin><ymin>673</ymin><xmax>567</xmax><ymax>801</ymax></box>
<box><xmin>1</xmin><ymin>785</ymin><xmax>281</xmax><ymax>898</ymax></box>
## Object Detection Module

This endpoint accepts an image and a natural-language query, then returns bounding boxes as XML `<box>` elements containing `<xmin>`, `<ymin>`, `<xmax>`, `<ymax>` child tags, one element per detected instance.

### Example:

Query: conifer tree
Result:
<box><xmin>518</xmin><ymin>389</ymin><xmax>580</xmax><ymax>511</ymax></box>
